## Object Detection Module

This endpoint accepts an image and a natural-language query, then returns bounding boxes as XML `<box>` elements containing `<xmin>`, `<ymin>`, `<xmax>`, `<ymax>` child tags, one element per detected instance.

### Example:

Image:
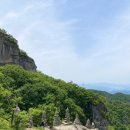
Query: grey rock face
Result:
<box><xmin>0</xmin><ymin>33</ymin><xmax>36</xmax><ymax>70</ymax></box>
<box><xmin>19</xmin><ymin>56</ymin><xmax>36</xmax><ymax>70</ymax></box>
<box><xmin>64</xmin><ymin>108</ymin><xmax>71</xmax><ymax>123</ymax></box>
<box><xmin>86</xmin><ymin>119</ymin><xmax>91</xmax><ymax>128</ymax></box>
<box><xmin>29</xmin><ymin>115</ymin><xmax>33</xmax><ymax>128</ymax></box>
<box><xmin>92</xmin><ymin>104</ymin><xmax>108</xmax><ymax>130</ymax></box>
<box><xmin>92</xmin><ymin>122</ymin><xmax>95</xmax><ymax>129</ymax></box>
<box><xmin>74</xmin><ymin>114</ymin><xmax>81</xmax><ymax>125</ymax></box>
<box><xmin>51</xmin><ymin>109</ymin><xmax>99</xmax><ymax>130</ymax></box>
<box><xmin>53</xmin><ymin>110</ymin><xmax>61</xmax><ymax>126</ymax></box>
<box><xmin>41</xmin><ymin>111</ymin><xmax>48</xmax><ymax>127</ymax></box>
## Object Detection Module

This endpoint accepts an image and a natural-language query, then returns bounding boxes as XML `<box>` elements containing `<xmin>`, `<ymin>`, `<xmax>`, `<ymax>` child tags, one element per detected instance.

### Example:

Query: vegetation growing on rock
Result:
<box><xmin>0</xmin><ymin>28</ymin><xmax>17</xmax><ymax>45</ymax></box>
<box><xmin>0</xmin><ymin>28</ymin><xmax>7</xmax><ymax>34</ymax></box>
<box><xmin>20</xmin><ymin>50</ymin><xmax>28</xmax><ymax>57</ymax></box>
<box><xmin>20</xmin><ymin>49</ymin><xmax>33</xmax><ymax>61</ymax></box>
<box><xmin>0</xmin><ymin>29</ymin><xmax>36</xmax><ymax>70</ymax></box>
<box><xmin>92</xmin><ymin>90</ymin><xmax>130</xmax><ymax>130</ymax></box>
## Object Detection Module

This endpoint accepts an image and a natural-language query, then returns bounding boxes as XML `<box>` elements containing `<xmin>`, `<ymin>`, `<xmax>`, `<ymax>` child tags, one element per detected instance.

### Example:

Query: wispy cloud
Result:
<box><xmin>0</xmin><ymin>0</ymin><xmax>130</xmax><ymax>90</ymax></box>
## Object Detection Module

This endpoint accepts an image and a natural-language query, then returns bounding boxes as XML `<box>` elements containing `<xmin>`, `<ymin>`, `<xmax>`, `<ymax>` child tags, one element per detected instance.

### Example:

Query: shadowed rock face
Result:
<box><xmin>0</xmin><ymin>33</ymin><xmax>37</xmax><ymax>70</ymax></box>
<box><xmin>92</xmin><ymin>104</ymin><xmax>108</xmax><ymax>130</ymax></box>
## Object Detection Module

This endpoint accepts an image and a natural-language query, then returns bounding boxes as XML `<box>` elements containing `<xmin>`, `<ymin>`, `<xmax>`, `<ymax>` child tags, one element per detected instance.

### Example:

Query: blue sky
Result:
<box><xmin>1</xmin><ymin>0</ymin><xmax>130</xmax><ymax>91</ymax></box>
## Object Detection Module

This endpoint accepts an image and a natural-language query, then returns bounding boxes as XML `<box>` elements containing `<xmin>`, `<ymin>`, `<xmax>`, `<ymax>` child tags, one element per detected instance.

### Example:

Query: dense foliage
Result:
<box><xmin>92</xmin><ymin>90</ymin><xmax>130</xmax><ymax>130</ymax></box>
<box><xmin>20</xmin><ymin>50</ymin><xmax>28</xmax><ymax>57</ymax></box>
<box><xmin>0</xmin><ymin>65</ymin><xmax>105</xmax><ymax>130</ymax></box>
<box><xmin>20</xmin><ymin>49</ymin><xmax>33</xmax><ymax>61</ymax></box>
<box><xmin>0</xmin><ymin>28</ymin><xmax>17</xmax><ymax>44</ymax></box>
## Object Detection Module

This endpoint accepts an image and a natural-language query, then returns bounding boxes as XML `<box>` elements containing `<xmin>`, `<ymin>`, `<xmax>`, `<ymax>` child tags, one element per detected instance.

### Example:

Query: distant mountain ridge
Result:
<box><xmin>90</xmin><ymin>89</ymin><xmax>130</xmax><ymax>129</ymax></box>
<box><xmin>80</xmin><ymin>83</ymin><xmax>130</xmax><ymax>94</ymax></box>
<box><xmin>90</xmin><ymin>89</ymin><xmax>130</xmax><ymax>102</ymax></box>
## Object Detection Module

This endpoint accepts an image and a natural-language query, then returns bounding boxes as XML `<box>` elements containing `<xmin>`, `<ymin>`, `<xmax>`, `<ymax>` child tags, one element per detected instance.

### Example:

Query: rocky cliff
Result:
<box><xmin>92</xmin><ymin>104</ymin><xmax>108</xmax><ymax>130</ymax></box>
<box><xmin>0</xmin><ymin>30</ymin><xmax>36</xmax><ymax>70</ymax></box>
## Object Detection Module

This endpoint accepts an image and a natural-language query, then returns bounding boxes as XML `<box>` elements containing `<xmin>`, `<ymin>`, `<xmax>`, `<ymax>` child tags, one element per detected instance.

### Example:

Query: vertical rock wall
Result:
<box><xmin>0</xmin><ymin>33</ymin><xmax>37</xmax><ymax>70</ymax></box>
<box><xmin>92</xmin><ymin>104</ymin><xmax>108</xmax><ymax>130</ymax></box>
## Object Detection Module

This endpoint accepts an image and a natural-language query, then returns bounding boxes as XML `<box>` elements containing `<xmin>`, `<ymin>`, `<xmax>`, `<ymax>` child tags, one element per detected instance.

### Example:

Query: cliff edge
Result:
<box><xmin>0</xmin><ymin>29</ymin><xmax>37</xmax><ymax>70</ymax></box>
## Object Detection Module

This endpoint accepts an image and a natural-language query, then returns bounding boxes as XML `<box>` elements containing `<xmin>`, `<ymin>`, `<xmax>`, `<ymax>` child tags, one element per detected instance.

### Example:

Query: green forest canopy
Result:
<box><xmin>92</xmin><ymin>90</ymin><xmax>130</xmax><ymax>130</ymax></box>
<box><xmin>0</xmin><ymin>65</ymin><xmax>105</xmax><ymax>129</ymax></box>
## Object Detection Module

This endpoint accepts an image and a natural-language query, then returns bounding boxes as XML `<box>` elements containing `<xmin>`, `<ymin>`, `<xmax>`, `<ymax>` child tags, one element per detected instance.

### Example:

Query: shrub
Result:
<box><xmin>0</xmin><ymin>28</ymin><xmax>17</xmax><ymax>45</ymax></box>
<box><xmin>0</xmin><ymin>117</ymin><xmax>11</xmax><ymax>130</ymax></box>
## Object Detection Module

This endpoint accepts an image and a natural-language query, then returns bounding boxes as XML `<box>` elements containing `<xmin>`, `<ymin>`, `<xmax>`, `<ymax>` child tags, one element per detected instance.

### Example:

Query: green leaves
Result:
<box><xmin>0</xmin><ymin>28</ymin><xmax>17</xmax><ymax>45</ymax></box>
<box><xmin>93</xmin><ymin>90</ymin><xmax>130</xmax><ymax>129</ymax></box>
<box><xmin>0</xmin><ymin>117</ymin><xmax>11</xmax><ymax>130</ymax></box>
<box><xmin>0</xmin><ymin>65</ymin><xmax>106</xmax><ymax>129</ymax></box>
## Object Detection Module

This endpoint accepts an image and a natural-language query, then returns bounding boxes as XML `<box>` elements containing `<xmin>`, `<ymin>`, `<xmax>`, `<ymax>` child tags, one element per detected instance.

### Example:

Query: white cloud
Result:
<box><xmin>0</xmin><ymin>0</ymin><xmax>130</xmax><ymax>87</ymax></box>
